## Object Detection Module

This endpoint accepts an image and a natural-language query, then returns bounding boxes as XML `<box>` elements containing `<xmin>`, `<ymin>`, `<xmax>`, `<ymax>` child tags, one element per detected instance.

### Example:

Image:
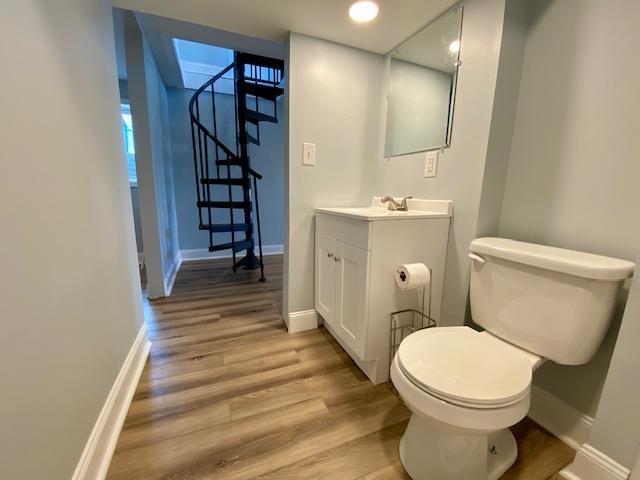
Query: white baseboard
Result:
<box><xmin>528</xmin><ymin>384</ymin><xmax>594</xmax><ymax>451</ymax></box>
<box><xmin>180</xmin><ymin>244</ymin><xmax>283</xmax><ymax>262</ymax></box>
<box><xmin>164</xmin><ymin>252</ymin><xmax>182</xmax><ymax>296</ymax></box>
<box><xmin>287</xmin><ymin>309</ymin><xmax>318</xmax><ymax>334</ymax></box>
<box><xmin>72</xmin><ymin>324</ymin><xmax>151</xmax><ymax>480</ymax></box>
<box><xmin>560</xmin><ymin>444</ymin><xmax>630</xmax><ymax>480</ymax></box>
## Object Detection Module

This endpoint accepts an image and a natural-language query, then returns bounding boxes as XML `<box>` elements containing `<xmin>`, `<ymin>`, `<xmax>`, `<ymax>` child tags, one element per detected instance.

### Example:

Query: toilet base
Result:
<box><xmin>487</xmin><ymin>428</ymin><xmax>518</xmax><ymax>480</ymax></box>
<box><xmin>399</xmin><ymin>414</ymin><xmax>518</xmax><ymax>480</ymax></box>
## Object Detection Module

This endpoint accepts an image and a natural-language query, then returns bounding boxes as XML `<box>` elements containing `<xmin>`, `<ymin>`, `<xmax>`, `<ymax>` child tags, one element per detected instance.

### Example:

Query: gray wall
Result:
<box><xmin>285</xmin><ymin>33</ymin><xmax>384</xmax><ymax>316</ymax></box>
<box><xmin>386</xmin><ymin>58</ymin><xmax>452</xmax><ymax>155</ymax></box>
<box><xmin>376</xmin><ymin>0</ymin><xmax>509</xmax><ymax>327</ymax></box>
<box><xmin>497</xmin><ymin>0</ymin><xmax>640</xmax><ymax>418</ymax></box>
<box><xmin>119</xmin><ymin>78</ymin><xmax>129</xmax><ymax>100</ymax></box>
<box><xmin>588</xmin><ymin>262</ymin><xmax>640</xmax><ymax>468</ymax></box>
<box><xmin>124</xmin><ymin>13</ymin><xmax>180</xmax><ymax>297</ymax></box>
<box><xmin>167</xmin><ymin>88</ymin><xmax>284</xmax><ymax>250</ymax></box>
<box><xmin>475</xmin><ymin>0</ymin><xmax>528</xmax><ymax>238</ymax></box>
<box><xmin>130</xmin><ymin>186</ymin><xmax>144</xmax><ymax>253</ymax></box>
<box><xmin>0</xmin><ymin>0</ymin><xmax>145</xmax><ymax>478</ymax></box>
<box><xmin>119</xmin><ymin>80</ymin><xmax>145</xmax><ymax>255</ymax></box>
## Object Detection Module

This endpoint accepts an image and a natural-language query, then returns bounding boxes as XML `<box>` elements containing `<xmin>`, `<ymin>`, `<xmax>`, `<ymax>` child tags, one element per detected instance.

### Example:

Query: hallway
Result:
<box><xmin>106</xmin><ymin>256</ymin><xmax>574</xmax><ymax>480</ymax></box>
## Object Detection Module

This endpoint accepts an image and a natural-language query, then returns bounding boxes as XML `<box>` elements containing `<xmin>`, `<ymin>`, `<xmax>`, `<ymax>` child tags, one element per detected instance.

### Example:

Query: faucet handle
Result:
<box><xmin>399</xmin><ymin>196</ymin><xmax>413</xmax><ymax>209</ymax></box>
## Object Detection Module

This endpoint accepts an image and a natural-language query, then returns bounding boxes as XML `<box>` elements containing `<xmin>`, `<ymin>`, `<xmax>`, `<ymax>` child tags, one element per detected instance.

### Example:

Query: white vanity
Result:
<box><xmin>315</xmin><ymin>197</ymin><xmax>452</xmax><ymax>383</ymax></box>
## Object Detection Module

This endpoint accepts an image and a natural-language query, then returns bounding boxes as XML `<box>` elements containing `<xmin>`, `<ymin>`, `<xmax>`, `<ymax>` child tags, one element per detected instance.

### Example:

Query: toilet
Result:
<box><xmin>391</xmin><ymin>237</ymin><xmax>635</xmax><ymax>480</ymax></box>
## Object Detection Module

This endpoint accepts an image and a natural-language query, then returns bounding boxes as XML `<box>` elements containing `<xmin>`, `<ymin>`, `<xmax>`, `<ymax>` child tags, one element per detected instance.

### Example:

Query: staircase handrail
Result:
<box><xmin>188</xmin><ymin>63</ymin><xmax>238</xmax><ymax>161</ymax></box>
<box><xmin>188</xmin><ymin>62</ymin><xmax>263</xmax><ymax>181</ymax></box>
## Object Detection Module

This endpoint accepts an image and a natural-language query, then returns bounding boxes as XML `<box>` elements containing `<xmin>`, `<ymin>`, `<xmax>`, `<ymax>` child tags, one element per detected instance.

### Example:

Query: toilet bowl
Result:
<box><xmin>391</xmin><ymin>237</ymin><xmax>635</xmax><ymax>480</ymax></box>
<box><xmin>390</xmin><ymin>327</ymin><xmax>542</xmax><ymax>480</ymax></box>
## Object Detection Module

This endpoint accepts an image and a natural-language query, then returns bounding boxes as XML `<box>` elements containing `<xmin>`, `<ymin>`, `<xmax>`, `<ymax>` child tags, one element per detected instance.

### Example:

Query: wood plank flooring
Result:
<box><xmin>107</xmin><ymin>255</ymin><xmax>575</xmax><ymax>480</ymax></box>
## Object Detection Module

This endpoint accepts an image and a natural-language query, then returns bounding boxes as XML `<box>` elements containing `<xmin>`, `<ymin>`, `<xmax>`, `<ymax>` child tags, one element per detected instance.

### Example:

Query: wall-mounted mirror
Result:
<box><xmin>385</xmin><ymin>6</ymin><xmax>463</xmax><ymax>157</ymax></box>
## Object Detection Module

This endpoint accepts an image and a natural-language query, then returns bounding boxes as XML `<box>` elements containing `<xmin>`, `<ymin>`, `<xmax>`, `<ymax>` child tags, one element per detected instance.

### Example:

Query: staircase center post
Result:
<box><xmin>234</xmin><ymin>52</ymin><xmax>259</xmax><ymax>268</ymax></box>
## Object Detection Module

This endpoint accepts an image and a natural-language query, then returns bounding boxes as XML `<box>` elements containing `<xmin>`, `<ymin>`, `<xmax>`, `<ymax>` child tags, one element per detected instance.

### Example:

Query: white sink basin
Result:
<box><xmin>316</xmin><ymin>198</ymin><xmax>452</xmax><ymax>221</ymax></box>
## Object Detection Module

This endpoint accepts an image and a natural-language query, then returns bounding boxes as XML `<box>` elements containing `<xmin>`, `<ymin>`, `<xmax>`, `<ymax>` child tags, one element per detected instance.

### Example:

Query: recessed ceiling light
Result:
<box><xmin>349</xmin><ymin>1</ymin><xmax>379</xmax><ymax>23</ymax></box>
<box><xmin>449</xmin><ymin>40</ymin><xmax>461</xmax><ymax>54</ymax></box>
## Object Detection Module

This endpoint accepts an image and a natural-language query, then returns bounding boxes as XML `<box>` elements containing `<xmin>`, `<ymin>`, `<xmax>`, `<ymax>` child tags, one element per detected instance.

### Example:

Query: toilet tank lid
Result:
<box><xmin>470</xmin><ymin>238</ymin><xmax>635</xmax><ymax>281</ymax></box>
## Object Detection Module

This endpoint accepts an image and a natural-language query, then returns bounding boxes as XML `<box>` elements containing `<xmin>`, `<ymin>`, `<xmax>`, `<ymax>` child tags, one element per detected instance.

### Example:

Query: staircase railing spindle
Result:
<box><xmin>253</xmin><ymin>175</ymin><xmax>265</xmax><ymax>282</ymax></box>
<box><xmin>190</xmin><ymin>119</ymin><xmax>203</xmax><ymax>226</ymax></box>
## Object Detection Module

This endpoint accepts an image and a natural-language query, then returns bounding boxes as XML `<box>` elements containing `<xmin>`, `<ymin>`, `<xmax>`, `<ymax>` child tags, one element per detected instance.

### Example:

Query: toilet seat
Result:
<box><xmin>397</xmin><ymin>327</ymin><xmax>533</xmax><ymax>409</ymax></box>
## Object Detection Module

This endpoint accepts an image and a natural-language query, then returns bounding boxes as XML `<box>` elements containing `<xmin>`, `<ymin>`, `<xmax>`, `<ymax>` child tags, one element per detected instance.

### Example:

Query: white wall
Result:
<box><xmin>376</xmin><ymin>0</ymin><xmax>508</xmax><ymax>326</ymax></box>
<box><xmin>0</xmin><ymin>1</ymin><xmax>145</xmax><ymax>478</ymax></box>
<box><xmin>386</xmin><ymin>58</ymin><xmax>452</xmax><ymax>155</ymax></box>
<box><xmin>285</xmin><ymin>33</ymin><xmax>384</xmax><ymax>316</ymax></box>
<box><xmin>124</xmin><ymin>12</ymin><xmax>180</xmax><ymax>297</ymax></box>
<box><xmin>497</xmin><ymin>0</ymin><xmax>640</xmax><ymax>417</ymax></box>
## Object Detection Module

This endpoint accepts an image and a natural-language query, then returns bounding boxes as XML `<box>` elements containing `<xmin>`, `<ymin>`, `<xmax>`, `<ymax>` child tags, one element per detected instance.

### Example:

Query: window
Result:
<box><xmin>121</xmin><ymin>104</ymin><xmax>137</xmax><ymax>186</ymax></box>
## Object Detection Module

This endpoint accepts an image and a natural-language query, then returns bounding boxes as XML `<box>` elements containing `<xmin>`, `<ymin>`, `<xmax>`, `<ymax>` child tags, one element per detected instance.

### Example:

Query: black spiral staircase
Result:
<box><xmin>189</xmin><ymin>52</ymin><xmax>284</xmax><ymax>282</ymax></box>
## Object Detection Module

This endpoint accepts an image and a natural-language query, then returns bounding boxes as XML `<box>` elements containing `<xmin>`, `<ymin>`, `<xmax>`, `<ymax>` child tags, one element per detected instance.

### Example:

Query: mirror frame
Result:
<box><xmin>385</xmin><ymin>5</ymin><xmax>464</xmax><ymax>157</ymax></box>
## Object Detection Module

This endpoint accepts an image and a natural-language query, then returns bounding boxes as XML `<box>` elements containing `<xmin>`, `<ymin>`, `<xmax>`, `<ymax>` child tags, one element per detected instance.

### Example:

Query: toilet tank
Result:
<box><xmin>469</xmin><ymin>238</ymin><xmax>635</xmax><ymax>365</ymax></box>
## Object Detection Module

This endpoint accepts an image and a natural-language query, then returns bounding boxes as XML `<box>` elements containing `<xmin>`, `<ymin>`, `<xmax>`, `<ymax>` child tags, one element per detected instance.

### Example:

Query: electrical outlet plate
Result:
<box><xmin>424</xmin><ymin>150</ymin><xmax>438</xmax><ymax>178</ymax></box>
<box><xmin>302</xmin><ymin>142</ymin><xmax>316</xmax><ymax>166</ymax></box>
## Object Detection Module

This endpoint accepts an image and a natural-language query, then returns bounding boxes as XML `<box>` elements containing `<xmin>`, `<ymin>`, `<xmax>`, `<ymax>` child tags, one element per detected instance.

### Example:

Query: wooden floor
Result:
<box><xmin>107</xmin><ymin>255</ymin><xmax>574</xmax><ymax>480</ymax></box>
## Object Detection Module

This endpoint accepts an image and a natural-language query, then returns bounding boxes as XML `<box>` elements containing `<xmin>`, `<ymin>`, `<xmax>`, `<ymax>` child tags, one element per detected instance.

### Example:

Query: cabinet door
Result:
<box><xmin>315</xmin><ymin>234</ymin><xmax>336</xmax><ymax>326</ymax></box>
<box><xmin>334</xmin><ymin>240</ymin><xmax>370</xmax><ymax>359</ymax></box>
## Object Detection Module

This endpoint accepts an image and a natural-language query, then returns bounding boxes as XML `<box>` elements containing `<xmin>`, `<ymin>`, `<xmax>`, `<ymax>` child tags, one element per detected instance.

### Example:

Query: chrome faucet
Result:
<box><xmin>381</xmin><ymin>195</ymin><xmax>413</xmax><ymax>211</ymax></box>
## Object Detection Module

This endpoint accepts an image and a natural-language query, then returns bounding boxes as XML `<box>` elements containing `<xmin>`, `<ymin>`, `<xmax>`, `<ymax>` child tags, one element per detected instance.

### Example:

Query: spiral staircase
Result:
<box><xmin>189</xmin><ymin>52</ymin><xmax>284</xmax><ymax>282</ymax></box>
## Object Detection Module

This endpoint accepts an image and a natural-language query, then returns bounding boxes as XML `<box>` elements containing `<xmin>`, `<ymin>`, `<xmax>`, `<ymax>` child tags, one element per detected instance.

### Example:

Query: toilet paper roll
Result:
<box><xmin>395</xmin><ymin>263</ymin><xmax>431</xmax><ymax>291</ymax></box>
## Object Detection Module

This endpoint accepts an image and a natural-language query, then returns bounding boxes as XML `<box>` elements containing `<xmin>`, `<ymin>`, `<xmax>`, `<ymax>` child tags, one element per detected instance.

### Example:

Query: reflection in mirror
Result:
<box><xmin>385</xmin><ymin>7</ymin><xmax>463</xmax><ymax>157</ymax></box>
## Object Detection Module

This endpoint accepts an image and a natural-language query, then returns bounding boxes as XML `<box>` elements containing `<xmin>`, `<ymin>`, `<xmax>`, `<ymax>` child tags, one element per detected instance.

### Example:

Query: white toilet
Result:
<box><xmin>391</xmin><ymin>237</ymin><xmax>635</xmax><ymax>480</ymax></box>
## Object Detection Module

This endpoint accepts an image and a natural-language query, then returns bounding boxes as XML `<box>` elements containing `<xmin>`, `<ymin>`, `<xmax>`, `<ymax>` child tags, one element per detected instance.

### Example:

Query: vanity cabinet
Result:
<box><xmin>315</xmin><ymin>198</ymin><xmax>452</xmax><ymax>384</ymax></box>
<box><xmin>316</xmin><ymin>233</ymin><xmax>370</xmax><ymax>359</ymax></box>
<box><xmin>315</xmin><ymin>234</ymin><xmax>336</xmax><ymax>323</ymax></box>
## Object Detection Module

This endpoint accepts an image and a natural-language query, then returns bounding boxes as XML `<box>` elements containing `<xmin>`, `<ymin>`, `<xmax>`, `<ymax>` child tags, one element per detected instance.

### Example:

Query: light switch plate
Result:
<box><xmin>424</xmin><ymin>150</ymin><xmax>439</xmax><ymax>178</ymax></box>
<box><xmin>302</xmin><ymin>142</ymin><xmax>316</xmax><ymax>166</ymax></box>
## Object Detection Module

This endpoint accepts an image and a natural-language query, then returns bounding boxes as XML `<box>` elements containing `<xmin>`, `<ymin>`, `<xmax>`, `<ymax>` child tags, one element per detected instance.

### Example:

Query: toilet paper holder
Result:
<box><xmin>389</xmin><ymin>273</ymin><xmax>435</xmax><ymax>366</ymax></box>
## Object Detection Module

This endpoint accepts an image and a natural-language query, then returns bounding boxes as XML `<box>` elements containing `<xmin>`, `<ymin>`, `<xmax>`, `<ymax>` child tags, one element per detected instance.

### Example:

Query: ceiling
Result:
<box><xmin>174</xmin><ymin>39</ymin><xmax>236</xmax><ymax>92</ymax></box>
<box><xmin>111</xmin><ymin>0</ymin><xmax>458</xmax><ymax>54</ymax></box>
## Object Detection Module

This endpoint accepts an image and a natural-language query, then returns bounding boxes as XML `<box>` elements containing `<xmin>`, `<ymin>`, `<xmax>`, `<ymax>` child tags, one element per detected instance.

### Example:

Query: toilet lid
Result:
<box><xmin>397</xmin><ymin>327</ymin><xmax>532</xmax><ymax>408</ymax></box>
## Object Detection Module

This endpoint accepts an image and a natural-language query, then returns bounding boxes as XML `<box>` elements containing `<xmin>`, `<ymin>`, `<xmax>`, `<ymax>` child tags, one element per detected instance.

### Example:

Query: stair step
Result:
<box><xmin>199</xmin><ymin>223</ymin><xmax>250</xmax><ymax>233</ymax></box>
<box><xmin>246</xmin><ymin>110</ymin><xmax>278</xmax><ymax>124</ymax></box>
<box><xmin>216</xmin><ymin>159</ymin><xmax>244</xmax><ymax>167</ymax></box>
<box><xmin>237</xmin><ymin>52</ymin><xmax>284</xmax><ymax>70</ymax></box>
<box><xmin>197</xmin><ymin>201</ymin><xmax>249</xmax><ymax>209</ymax></box>
<box><xmin>200</xmin><ymin>178</ymin><xmax>244</xmax><ymax>185</ymax></box>
<box><xmin>243</xmin><ymin>83</ymin><xmax>284</xmax><ymax>100</ymax></box>
<box><xmin>209</xmin><ymin>239</ymin><xmax>254</xmax><ymax>253</ymax></box>
<box><xmin>247</xmin><ymin>134</ymin><xmax>260</xmax><ymax>146</ymax></box>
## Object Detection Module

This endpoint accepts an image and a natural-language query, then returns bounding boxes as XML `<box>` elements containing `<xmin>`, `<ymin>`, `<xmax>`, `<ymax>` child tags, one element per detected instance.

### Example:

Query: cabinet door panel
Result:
<box><xmin>315</xmin><ymin>234</ymin><xmax>336</xmax><ymax>326</ymax></box>
<box><xmin>335</xmin><ymin>241</ymin><xmax>370</xmax><ymax>359</ymax></box>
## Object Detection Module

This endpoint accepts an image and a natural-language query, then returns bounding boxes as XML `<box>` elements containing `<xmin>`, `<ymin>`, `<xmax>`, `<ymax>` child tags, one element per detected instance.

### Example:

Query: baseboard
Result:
<box><xmin>560</xmin><ymin>444</ymin><xmax>630</xmax><ymax>480</ymax></box>
<box><xmin>528</xmin><ymin>384</ymin><xmax>593</xmax><ymax>451</ymax></box>
<box><xmin>164</xmin><ymin>252</ymin><xmax>182</xmax><ymax>296</ymax></box>
<box><xmin>287</xmin><ymin>309</ymin><xmax>318</xmax><ymax>334</ymax></box>
<box><xmin>180</xmin><ymin>244</ymin><xmax>284</xmax><ymax>262</ymax></box>
<box><xmin>72</xmin><ymin>324</ymin><xmax>151</xmax><ymax>480</ymax></box>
